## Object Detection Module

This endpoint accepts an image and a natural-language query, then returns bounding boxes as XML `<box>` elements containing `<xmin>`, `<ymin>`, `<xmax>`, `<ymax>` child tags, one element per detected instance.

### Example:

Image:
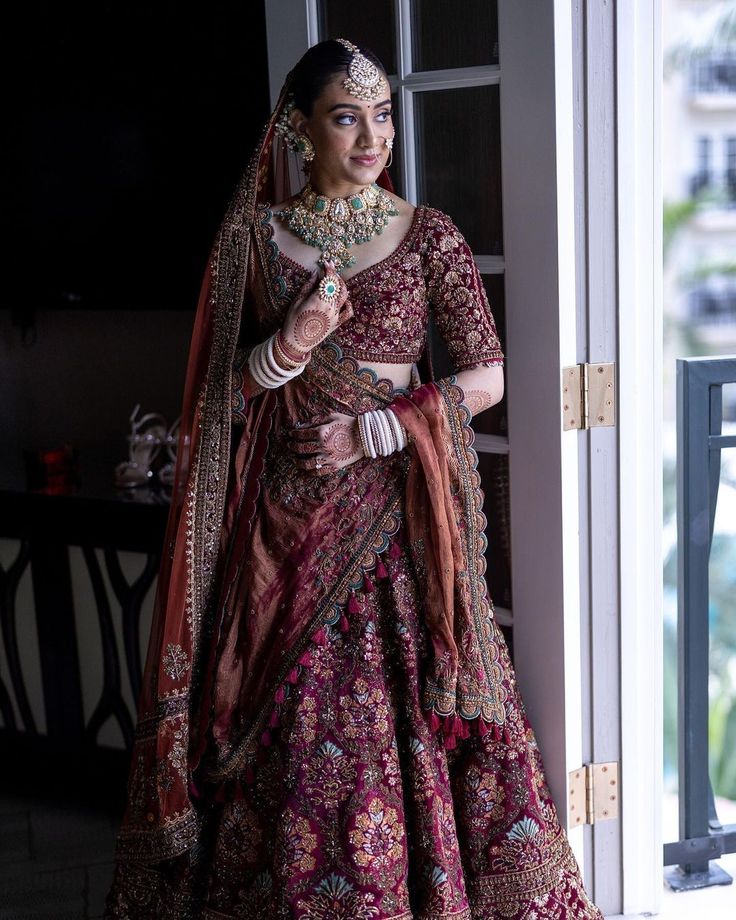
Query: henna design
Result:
<box><xmin>322</xmin><ymin>422</ymin><xmax>357</xmax><ymax>462</ymax></box>
<box><xmin>463</xmin><ymin>388</ymin><xmax>494</xmax><ymax>416</ymax></box>
<box><xmin>293</xmin><ymin>309</ymin><xmax>330</xmax><ymax>347</ymax></box>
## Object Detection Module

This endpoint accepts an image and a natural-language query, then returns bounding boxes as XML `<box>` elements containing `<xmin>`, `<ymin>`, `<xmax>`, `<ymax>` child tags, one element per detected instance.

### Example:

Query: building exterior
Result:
<box><xmin>663</xmin><ymin>0</ymin><xmax>736</xmax><ymax>420</ymax></box>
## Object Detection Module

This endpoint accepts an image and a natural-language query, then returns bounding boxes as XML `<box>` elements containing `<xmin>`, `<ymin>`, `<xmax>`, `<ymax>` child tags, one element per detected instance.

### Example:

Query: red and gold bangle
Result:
<box><xmin>275</xmin><ymin>328</ymin><xmax>311</xmax><ymax>369</ymax></box>
<box><xmin>356</xmin><ymin>413</ymin><xmax>371</xmax><ymax>458</ymax></box>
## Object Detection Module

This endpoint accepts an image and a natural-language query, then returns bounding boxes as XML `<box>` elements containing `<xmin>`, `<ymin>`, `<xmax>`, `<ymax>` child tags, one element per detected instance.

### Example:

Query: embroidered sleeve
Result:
<box><xmin>423</xmin><ymin>208</ymin><xmax>505</xmax><ymax>371</ymax></box>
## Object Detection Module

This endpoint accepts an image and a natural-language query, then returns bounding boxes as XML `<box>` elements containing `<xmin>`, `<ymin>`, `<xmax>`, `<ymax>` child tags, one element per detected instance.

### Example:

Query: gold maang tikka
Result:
<box><xmin>335</xmin><ymin>38</ymin><xmax>389</xmax><ymax>102</ymax></box>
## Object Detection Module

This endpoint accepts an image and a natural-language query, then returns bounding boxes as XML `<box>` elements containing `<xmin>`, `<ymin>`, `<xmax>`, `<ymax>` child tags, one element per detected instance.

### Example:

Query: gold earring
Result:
<box><xmin>298</xmin><ymin>134</ymin><xmax>315</xmax><ymax>162</ymax></box>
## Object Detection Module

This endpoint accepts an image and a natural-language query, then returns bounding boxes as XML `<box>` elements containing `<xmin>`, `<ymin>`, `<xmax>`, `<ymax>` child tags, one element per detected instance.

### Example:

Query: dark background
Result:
<box><xmin>7</xmin><ymin>0</ymin><xmax>270</xmax><ymax>315</ymax></box>
<box><xmin>2</xmin><ymin>1</ymin><xmax>270</xmax><ymax>473</ymax></box>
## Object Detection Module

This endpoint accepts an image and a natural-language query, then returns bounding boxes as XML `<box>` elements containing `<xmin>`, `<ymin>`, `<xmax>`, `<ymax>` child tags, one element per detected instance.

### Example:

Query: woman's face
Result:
<box><xmin>290</xmin><ymin>73</ymin><xmax>394</xmax><ymax>194</ymax></box>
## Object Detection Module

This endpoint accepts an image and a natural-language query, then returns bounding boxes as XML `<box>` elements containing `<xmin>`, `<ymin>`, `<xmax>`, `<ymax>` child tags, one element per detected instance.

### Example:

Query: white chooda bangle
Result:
<box><xmin>385</xmin><ymin>407</ymin><xmax>407</xmax><ymax>451</ymax></box>
<box><xmin>358</xmin><ymin>408</ymin><xmax>404</xmax><ymax>457</ymax></box>
<box><xmin>375</xmin><ymin>409</ymin><xmax>394</xmax><ymax>456</ymax></box>
<box><xmin>248</xmin><ymin>335</ymin><xmax>306</xmax><ymax>389</ymax></box>
<box><xmin>265</xmin><ymin>335</ymin><xmax>305</xmax><ymax>381</ymax></box>
<box><xmin>368</xmin><ymin>411</ymin><xmax>386</xmax><ymax>456</ymax></box>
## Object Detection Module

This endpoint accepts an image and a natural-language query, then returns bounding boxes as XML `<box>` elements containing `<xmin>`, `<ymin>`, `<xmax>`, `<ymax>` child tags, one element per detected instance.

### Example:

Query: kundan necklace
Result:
<box><xmin>276</xmin><ymin>181</ymin><xmax>399</xmax><ymax>272</ymax></box>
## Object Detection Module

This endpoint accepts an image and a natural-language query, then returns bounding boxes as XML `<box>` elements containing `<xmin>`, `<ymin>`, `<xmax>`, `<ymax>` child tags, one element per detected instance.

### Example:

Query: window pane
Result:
<box><xmin>318</xmin><ymin>0</ymin><xmax>397</xmax><ymax>76</ymax></box>
<box><xmin>385</xmin><ymin>90</ymin><xmax>403</xmax><ymax>197</ymax></box>
<box><xmin>414</xmin><ymin>84</ymin><xmax>503</xmax><ymax>255</ymax></box>
<box><xmin>411</xmin><ymin>0</ymin><xmax>498</xmax><ymax>71</ymax></box>
<box><xmin>478</xmin><ymin>451</ymin><xmax>512</xmax><ymax>613</ymax></box>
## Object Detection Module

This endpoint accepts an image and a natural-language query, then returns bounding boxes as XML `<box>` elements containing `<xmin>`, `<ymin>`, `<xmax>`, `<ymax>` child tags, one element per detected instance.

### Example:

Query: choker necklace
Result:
<box><xmin>276</xmin><ymin>181</ymin><xmax>399</xmax><ymax>272</ymax></box>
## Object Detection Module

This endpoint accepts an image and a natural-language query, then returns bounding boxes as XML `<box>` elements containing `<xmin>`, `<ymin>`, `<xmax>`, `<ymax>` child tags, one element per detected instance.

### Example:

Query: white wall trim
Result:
<box><xmin>497</xmin><ymin>0</ymin><xmax>584</xmax><ymax>867</ymax></box>
<box><xmin>616</xmin><ymin>0</ymin><xmax>664</xmax><ymax>913</ymax></box>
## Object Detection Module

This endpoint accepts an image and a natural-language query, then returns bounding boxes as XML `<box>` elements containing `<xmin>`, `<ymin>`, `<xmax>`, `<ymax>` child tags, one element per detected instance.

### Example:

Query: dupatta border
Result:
<box><xmin>114</xmin><ymin>149</ymin><xmax>263</xmax><ymax>866</ymax></box>
<box><xmin>436</xmin><ymin>377</ymin><xmax>506</xmax><ymax>725</ymax></box>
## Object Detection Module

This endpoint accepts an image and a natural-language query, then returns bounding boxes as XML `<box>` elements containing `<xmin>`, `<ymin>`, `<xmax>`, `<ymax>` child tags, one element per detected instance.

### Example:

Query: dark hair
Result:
<box><xmin>287</xmin><ymin>39</ymin><xmax>388</xmax><ymax>117</ymax></box>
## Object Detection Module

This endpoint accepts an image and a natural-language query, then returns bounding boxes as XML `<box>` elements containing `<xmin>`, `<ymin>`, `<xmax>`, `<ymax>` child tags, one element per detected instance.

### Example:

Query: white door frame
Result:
<box><xmin>615</xmin><ymin>0</ymin><xmax>664</xmax><ymax>915</ymax></box>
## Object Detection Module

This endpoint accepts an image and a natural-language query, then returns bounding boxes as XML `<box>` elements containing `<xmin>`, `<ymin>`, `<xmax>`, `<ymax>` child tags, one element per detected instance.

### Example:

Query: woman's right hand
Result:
<box><xmin>280</xmin><ymin>260</ymin><xmax>353</xmax><ymax>358</ymax></box>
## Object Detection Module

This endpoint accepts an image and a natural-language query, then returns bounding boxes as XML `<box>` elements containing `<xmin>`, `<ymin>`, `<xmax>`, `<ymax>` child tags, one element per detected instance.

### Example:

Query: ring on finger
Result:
<box><xmin>317</xmin><ymin>274</ymin><xmax>341</xmax><ymax>305</ymax></box>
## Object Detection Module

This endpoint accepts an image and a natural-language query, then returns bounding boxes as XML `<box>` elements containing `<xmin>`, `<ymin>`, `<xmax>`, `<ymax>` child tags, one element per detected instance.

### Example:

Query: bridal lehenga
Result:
<box><xmin>104</xmin><ymin>74</ymin><xmax>605</xmax><ymax>920</ymax></box>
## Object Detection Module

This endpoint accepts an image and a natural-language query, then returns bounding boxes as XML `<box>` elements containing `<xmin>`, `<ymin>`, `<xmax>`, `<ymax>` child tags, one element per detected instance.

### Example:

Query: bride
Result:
<box><xmin>105</xmin><ymin>37</ymin><xmax>603</xmax><ymax>920</ymax></box>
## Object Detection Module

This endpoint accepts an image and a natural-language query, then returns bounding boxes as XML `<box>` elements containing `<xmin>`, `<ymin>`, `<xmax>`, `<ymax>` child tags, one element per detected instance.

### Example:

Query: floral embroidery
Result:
<box><xmin>347</xmin><ymin>792</ymin><xmax>406</xmax><ymax>885</ymax></box>
<box><xmin>303</xmin><ymin>740</ymin><xmax>357</xmax><ymax>809</ymax></box>
<box><xmin>107</xmin><ymin>527</ymin><xmax>602</xmax><ymax>920</ymax></box>
<box><xmin>296</xmin><ymin>873</ymin><xmax>381</xmax><ymax>920</ymax></box>
<box><xmin>162</xmin><ymin>643</ymin><xmax>190</xmax><ymax>681</ymax></box>
<box><xmin>231</xmin><ymin>346</ymin><xmax>248</xmax><ymax>425</ymax></box>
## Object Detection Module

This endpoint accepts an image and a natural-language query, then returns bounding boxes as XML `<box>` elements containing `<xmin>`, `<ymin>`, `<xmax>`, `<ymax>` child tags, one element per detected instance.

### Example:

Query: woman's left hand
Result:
<box><xmin>288</xmin><ymin>411</ymin><xmax>364</xmax><ymax>475</ymax></box>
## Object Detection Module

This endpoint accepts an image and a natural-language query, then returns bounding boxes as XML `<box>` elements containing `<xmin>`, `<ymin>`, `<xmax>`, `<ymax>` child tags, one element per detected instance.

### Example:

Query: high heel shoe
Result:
<box><xmin>114</xmin><ymin>404</ymin><xmax>167</xmax><ymax>488</ymax></box>
<box><xmin>157</xmin><ymin>415</ymin><xmax>181</xmax><ymax>488</ymax></box>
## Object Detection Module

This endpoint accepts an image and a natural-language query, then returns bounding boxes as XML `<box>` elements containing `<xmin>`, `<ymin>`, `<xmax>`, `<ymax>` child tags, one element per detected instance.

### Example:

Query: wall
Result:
<box><xmin>0</xmin><ymin>308</ymin><xmax>194</xmax><ymax>477</ymax></box>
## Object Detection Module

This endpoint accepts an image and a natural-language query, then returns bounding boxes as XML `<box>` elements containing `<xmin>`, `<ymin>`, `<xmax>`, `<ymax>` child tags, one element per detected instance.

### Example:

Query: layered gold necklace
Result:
<box><xmin>276</xmin><ymin>181</ymin><xmax>399</xmax><ymax>272</ymax></box>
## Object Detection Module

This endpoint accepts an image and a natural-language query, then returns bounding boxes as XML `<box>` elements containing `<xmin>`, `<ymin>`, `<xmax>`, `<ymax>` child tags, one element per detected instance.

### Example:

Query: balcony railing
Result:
<box><xmin>689</xmin><ymin>55</ymin><xmax>736</xmax><ymax>95</ymax></box>
<box><xmin>664</xmin><ymin>356</ymin><xmax>736</xmax><ymax>890</ymax></box>
<box><xmin>688</xmin><ymin>169</ymin><xmax>736</xmax><ymax>206</ymax></box>
<box><xmin>689</xmin><ymin>288</ymin><xmax>736</xmax><ymax>325</ymax></box>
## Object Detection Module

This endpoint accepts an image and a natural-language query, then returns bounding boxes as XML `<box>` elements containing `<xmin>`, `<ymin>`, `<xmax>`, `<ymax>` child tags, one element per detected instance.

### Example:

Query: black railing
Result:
<box><xmin>690</xmin><ymin>55</ymin><xmax>736</xmax><ymax>95</ymax></box>
<box><xmin>689</xmin><ymin>288</ymin><xmax>736</xmax><ymax>325</ymax></box>
<box><xmin>0</xmin><ymin>462</ymin><xmax>168</xmax><ymax>799</ymax></box>
<box><xmin>688</xmin><ymin>169</ymin><xmax>736</xmax><ymax>205</ymax></box>
<box><xmin>664</xmin><ymin>356</ymin><xmax>736</xmax><ymax>891</ymax></box>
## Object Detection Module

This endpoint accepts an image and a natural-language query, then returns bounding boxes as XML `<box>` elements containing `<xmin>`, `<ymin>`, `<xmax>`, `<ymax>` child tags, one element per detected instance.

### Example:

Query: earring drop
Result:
<box><xmin>384</xmin><ymin>134</ymin><xmax>394</xmax><ymax>168</ymax></box>
<box><xmin>298</xmin><ymin>134</ymin><xmax>315</xmax><ymax>162</ymax></box>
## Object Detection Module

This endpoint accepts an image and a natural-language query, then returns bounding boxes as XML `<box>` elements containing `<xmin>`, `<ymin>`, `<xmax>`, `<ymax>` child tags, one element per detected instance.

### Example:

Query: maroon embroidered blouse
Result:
<box><xmin>258</xmin><ymin>202</ymin><xmax>505</xmax><ymax>370</ymax></box>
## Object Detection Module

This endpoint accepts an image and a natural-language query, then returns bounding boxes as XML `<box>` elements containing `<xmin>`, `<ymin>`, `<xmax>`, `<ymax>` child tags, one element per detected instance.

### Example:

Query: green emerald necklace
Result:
<box><xmin>276</xmin><ymin>181</ymin><xmax>399</xmax><ymax>272</ymax></box>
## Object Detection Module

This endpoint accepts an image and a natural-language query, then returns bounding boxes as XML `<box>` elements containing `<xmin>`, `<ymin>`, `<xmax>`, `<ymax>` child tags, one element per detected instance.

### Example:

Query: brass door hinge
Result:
<box><xmin>562</xmin><ymin>362</ymin><xmax>615</xmax><ymax>430</ymax></box>
<box><xmin>568</xmin><ymin>761</ymin><xmax>619</xmax><ymax>826</ymax></box>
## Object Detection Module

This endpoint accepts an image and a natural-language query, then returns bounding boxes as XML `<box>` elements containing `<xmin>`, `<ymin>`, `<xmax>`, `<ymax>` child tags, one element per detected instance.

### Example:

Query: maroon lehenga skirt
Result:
<box><xmin>198</xmin><ymin>512</ymin><xmax>601</xmax><ymax>919</ymax></box>
<box><xmin>105</xmin><ymin>345</ymin><xmax>604</xmax><ymax>919</ymax></box>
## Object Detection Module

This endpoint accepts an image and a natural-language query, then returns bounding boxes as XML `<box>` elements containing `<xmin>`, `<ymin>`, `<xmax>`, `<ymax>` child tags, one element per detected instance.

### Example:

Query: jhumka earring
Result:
<box><xmin>297</xmin><ymin>133</ymin><xmax>315</xmax><ymax>162</ymax></box>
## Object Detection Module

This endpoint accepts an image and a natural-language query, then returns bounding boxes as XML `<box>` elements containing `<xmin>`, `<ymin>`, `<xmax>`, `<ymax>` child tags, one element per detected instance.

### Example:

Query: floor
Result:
<box><xmin>660</xmin><ymin>851</ymin><xmax>736</xmax><ymax>919</ymax></box>
<box><xmin>0</xmin><ymin>788</ymin><xmax>117</xmax><ymax>920</ymax></box>
<box><xmin>0</xmin><ymin>786</ymin><xmax>734</xmax><ymax>918</ymax></box>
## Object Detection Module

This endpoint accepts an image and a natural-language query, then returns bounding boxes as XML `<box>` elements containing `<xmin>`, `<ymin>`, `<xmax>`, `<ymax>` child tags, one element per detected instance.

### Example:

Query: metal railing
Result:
<box><xmin>664</xmin><ymin>356</ymin><xmax>736</xmax><ymax>890</ymax></box>
<box><xmin>688</xmin><ymin>169</ymin><xmax>736</xmax><ymax>205</ymax></box>
<box><xmin>689</xmin><ymin>288</ymin><xmax>736</xmax><ymax>325</ymax></box>
<box><xmin>689</xmin><ymin>54</ymin><xmax>736</xmax><ymax>95</ymax></box>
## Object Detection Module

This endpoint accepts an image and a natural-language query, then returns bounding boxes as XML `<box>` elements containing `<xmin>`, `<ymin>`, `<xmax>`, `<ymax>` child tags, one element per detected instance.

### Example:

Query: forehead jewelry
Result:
<box><xmin>335</xmin><ymin>38</ymin><xmax>389</xmax><ymax>102</ymax></box>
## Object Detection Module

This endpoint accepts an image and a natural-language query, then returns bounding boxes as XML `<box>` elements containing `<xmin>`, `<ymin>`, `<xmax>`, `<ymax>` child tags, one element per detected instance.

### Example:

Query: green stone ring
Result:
<box><xmin>317</xmin><ymin>275</ymin><xmax>341</xmax><ymax>304</ymax></box>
